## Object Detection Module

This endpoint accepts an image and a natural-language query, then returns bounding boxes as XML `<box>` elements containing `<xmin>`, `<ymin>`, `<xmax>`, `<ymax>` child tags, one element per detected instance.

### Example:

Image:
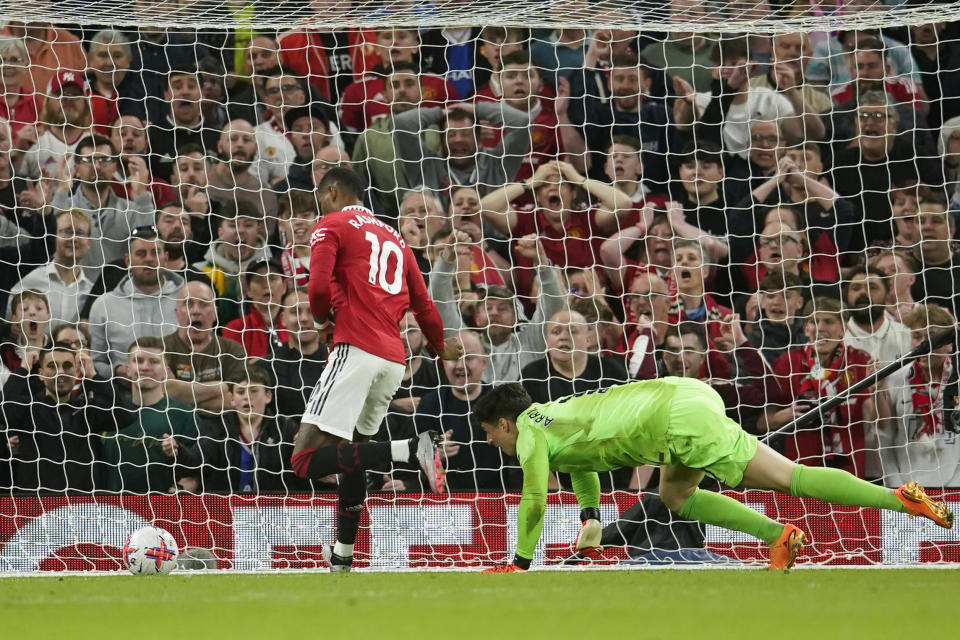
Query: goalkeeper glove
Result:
<box><xmin>575</xmin><ymin>507</ymin><xmax>602</xmax><ymax>553</ymax></box>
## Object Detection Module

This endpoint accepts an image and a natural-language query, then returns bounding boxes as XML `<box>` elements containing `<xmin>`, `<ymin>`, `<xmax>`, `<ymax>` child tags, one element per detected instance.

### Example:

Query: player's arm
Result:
<box><xmin>307</xmin><ymin>219</ymin><xmax>341</xmax><ymax>325</ymax></box>
<box><xmin>512</xmin><ymin>433</ymin><xmax>551</xmax><ymax>570</ymax></box>
<box><xmin>405</xmin><ymin>243</ymin><xmax>462</xmax><ymax>360</ymax></box>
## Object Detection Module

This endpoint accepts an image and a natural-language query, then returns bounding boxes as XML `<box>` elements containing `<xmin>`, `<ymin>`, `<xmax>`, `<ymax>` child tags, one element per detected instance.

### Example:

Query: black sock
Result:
<box><xmin>337</xmin><ymin>469</ymin><xmax>367</xmax><ymax>547</ymax></box>
<box><xmin>300</xmin><ymin>441</ymin><xmax>394</xmax><ymax>479</ymax></box>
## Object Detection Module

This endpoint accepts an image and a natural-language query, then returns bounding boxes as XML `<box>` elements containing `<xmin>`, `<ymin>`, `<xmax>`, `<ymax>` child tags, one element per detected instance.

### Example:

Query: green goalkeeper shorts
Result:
<box><xmin>664</xmin><ymin>378</ymin><xmax>759</xmax><ymax>488</ymax></box>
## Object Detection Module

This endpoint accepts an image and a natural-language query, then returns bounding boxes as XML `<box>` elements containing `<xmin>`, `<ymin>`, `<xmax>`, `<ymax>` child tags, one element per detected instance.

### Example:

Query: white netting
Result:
<box><xmin>0</xmin><ymin>5</ymin><xmax>959</xmax><ymax>572</ymax></box>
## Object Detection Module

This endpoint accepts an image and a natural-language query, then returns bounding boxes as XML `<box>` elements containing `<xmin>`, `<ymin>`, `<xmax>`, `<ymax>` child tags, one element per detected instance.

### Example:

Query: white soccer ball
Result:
<box><xmin>122</xmin><ymin>526</ymin><xmax>179</xmax><ymax>575</ymax></box>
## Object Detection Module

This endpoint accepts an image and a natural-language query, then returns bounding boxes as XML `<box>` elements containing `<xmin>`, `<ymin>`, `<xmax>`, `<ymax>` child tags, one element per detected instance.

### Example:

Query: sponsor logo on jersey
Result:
<box><xmin>311</xmin><ymin>227</ymin><xmax>326</xmax><ymax>246</ymax></box>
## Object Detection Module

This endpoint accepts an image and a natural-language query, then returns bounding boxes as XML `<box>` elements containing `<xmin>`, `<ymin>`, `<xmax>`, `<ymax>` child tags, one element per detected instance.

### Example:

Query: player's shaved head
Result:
<box><xmin>317</xmin><ymin>167</ymin><xmax>364</xmax><ymax>200</ymax></box>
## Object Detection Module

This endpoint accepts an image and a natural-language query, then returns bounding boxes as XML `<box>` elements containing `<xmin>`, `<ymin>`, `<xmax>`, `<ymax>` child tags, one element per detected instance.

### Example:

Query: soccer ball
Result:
<box><xmin>122</xmin><ymin>526</ymin><xmax>179</xmax><ymax>575</ymax></box>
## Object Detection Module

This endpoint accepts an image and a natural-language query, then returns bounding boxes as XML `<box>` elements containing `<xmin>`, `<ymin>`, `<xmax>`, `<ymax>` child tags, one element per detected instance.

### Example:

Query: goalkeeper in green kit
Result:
<box><xmin>474</xmin><ymin>378</ymin><xmax>954</xmax><ymax>572</ymax></box>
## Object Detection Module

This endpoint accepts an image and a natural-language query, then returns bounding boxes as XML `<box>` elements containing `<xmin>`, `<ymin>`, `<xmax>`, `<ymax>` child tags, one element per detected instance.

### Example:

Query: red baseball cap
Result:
<box><xmin>48</xmin><ymin>70</ymin><xmax>84</xmax><ymax>95</ymax></box>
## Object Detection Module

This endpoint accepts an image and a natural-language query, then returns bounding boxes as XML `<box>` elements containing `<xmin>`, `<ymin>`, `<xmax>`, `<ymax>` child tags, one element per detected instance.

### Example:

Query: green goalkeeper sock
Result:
<box><xmin>677</xmin><ymin>489</ymin><xmax>784</xmax><ymax>544</ymax></box>
<box><xmin>789</xmin><ymin>465</ymin><xmax>905</xmax><ymax>513</ymax></box>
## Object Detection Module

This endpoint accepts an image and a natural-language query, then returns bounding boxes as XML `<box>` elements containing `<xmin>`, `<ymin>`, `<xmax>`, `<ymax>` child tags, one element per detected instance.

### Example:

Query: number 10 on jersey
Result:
<box><xmin>365</xmin><ymin>231</ymin><xmax>404</xmax><ymax>294</ymax></box>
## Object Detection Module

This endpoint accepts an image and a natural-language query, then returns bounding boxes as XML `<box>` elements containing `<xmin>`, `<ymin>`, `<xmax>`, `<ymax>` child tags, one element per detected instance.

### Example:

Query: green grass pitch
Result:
<box><xmin>3</xmin><ymin>569</ymin><xmax>957</xmax><ymax>639</ymax></box>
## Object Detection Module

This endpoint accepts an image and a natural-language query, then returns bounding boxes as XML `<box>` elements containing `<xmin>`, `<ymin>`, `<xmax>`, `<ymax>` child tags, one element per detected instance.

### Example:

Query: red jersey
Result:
<box><xmin>308</xmin><ymin>205</ymin><xmax>445</xmax><ymax>363</ymax></box>
<box><xmin>277</xmin><ymin>27</ymin><xmax>378</xmax><ymax>102</ymax></box>
<box><xmin>339</xmin><ymin>74</ymin><xmax>454</xmax><ymax>132</ymax></box>
<box><xmin>772</xmin><ymin>345</ymin><xmax>874</xmax><ymax>478</ymax></box>
<box><xmin>223</xmin><ymin>309</ymin><xmax>289</xmax><ymax>359</ymax></box>
<box><xmin>0</xmin><ymin>90</ymin><xmax>40</xmax><ymax>143</ymax></box>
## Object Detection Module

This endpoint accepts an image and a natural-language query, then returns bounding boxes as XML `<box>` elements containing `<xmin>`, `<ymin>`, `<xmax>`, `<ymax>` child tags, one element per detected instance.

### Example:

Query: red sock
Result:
<box><xmin>291</xmin><ymin>448</ymin><xmax>316</xmax><ymax>479</ymax></box>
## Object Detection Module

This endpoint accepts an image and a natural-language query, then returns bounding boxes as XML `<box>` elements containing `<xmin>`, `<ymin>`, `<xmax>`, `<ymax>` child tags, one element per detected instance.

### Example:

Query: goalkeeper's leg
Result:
<box><xmin>740</xmin><ymin>442</ymin><xmax>953</xmax><ymax>529</ymax></box>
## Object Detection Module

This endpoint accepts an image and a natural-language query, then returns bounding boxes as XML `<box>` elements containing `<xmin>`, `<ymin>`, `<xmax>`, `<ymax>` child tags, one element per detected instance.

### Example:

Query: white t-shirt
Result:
<box><xmin>19</xmin><ymin>130</ymin><xmax>80</xmax><ymax>179</ymax></box>
<box><xmin>693</xmin><ymin>86</ymin><xmax>794</xmax><ymax>157</ymax></box>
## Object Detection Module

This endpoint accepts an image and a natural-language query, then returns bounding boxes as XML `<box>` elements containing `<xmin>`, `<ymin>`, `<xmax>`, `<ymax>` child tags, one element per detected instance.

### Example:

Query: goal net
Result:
<box><xmin>0</xmin><ymin>0</ymin><xmax>959</xmax><ymax>572</ymax></box>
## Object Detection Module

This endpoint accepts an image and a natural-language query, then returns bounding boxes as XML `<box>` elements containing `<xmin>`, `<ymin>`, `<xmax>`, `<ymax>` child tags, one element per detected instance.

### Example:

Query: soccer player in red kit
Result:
<box><xmin>290</xmin><ymin>167</ymin><xmax>463</xmax><ymax>572</ymax></box>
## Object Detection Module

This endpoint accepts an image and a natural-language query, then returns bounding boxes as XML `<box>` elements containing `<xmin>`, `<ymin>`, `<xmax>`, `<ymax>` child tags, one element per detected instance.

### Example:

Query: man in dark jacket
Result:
<box><xmin>1</xmin><ymin>343</ymin><xmax>124</xmax><ymax>493</ymax></box>
<box><xmin>745</xmin><ymin>271</ymin><xmax>808</xmax><ymax>367</ymax></box>
<box><xmin>169</xmin><ymin>367</ymin><xmax>309</xmax><ymax>493</ymax></box>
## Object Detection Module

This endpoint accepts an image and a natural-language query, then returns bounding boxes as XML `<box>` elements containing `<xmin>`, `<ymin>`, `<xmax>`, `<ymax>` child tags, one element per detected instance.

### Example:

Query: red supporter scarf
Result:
<box><xmin>906</xmin><ymin>358</ymin><xmax>953</xmax><ymax>441</ymax></box>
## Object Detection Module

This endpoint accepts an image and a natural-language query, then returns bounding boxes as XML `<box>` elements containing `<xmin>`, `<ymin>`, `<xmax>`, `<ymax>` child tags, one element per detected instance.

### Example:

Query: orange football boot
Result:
<box><xmin>768</xmin><ymin>523</ymin><xmax>807</xmax><ymax>571</ymax></box>
<box><xmin>895</xmin><ymin>481</ymin><xmax>954</xmax><ymax>529</ymax></box>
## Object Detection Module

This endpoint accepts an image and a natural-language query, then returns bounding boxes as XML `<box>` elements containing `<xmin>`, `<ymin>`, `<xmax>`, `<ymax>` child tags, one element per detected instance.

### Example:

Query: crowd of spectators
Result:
<box><xmin>2</xmin><ymin>7</ymin><xmax>960</xmax><ymax>496</ymax></box>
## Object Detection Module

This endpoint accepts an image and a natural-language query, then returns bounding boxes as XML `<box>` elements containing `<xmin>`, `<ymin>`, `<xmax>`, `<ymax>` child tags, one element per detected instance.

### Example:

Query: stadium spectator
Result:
<box><xmin>870</xmin><ymin>250</ymin><xmax>918</xmax><ymax>323</ymax></box>
<box><xmin>193</xmin><ymin>200</ymin><xmax>271</xmax><ymax>325</ymax></box>
<box><xmin>170</xmin><ymin>143</ymin><xmax>218</xmax><ymax>242</ymax></box>
<box><xmin>222</xmin><ymin>257</ymin><xmax>290</xmax><ymax>359</ymax></box>
<box><xmin>749</xmin><ymin>32</ymin><xmax>829</xmax><ymax>140</ymax></box>
<box><xmin>474</xmin><ymin>51</ymin><xmax>560</xmax><ymax>183</ymax></box>
<box><xmin>480</xmin><ymin>160</ymin><xmax>634</xmax><ymax>288</ymax></box>
<box><xmin>639</xmin><ymin>0</ymin><xmax>717</xmax><ymax>92</ymax></box>
<box><xmin>831</xmin><ymin>92</ymin><xmax>942</xmax><ymax>246</ymax></box>
<box><xmin>909</xmin><ymin>191</ymin><xmax>960</xmax><ymax>319</ymax></box>
<box><xmin>568</xmin><ymin>54</ymin><xmax>670</xmax><ymax>185</ymax></box>
<box><xmin>883</xmin><ymin>304</ymin><xmax>960</xmax><ymax>488</ymax></box>
<box><xmin>0</xmin><ymin>36</ymin><xmax>40</xmax><ymax>147</ymax></box>
<box><xmin>521</xmin><ymin>308</ymin><xmax>629</xmax><ymax>401</ymax></box>
<box><xmin>0</xmin><ymin>21</ymin><xmax>85</xmax><ymax>96</ymax></box>
<box><xmin>162</xmin><ymin>280</ymin><xmax>246</xmax><ymax>411</ymax></box>
<box><xmin>146</xmin><ymin>66</ymin><xmax>219</xmax><ymax>181</ymax></box>
<box><xmin>156</xmin><ymin>201</ymin><xmax>207</xmax><ymax>269</ymax></box>
<box><xmin>206</xmin><ymin>119</ymin><xmax>278</xmax><ymax>220</ymax></box>
<box><xmin>668</xmin><ymin>237</ymin><xmax>734</xmax><ymax>377</ymax></box>
<box><xmin>311</xmin><ymin>144</ymin><xmax>351</xmax><ymax>188</ymax></box>
<box><xmin>50</xmin><ymin>134</ymin><xmax>155</xmax><ymax>270</ymax></box>
<box><xmin>18</xmin><ymin>69</ymin><xmax>93</xmax><ymax>180</ymax></box>
<box><xmin>675</xmin><ymin>36</ymin><xmax>797</xmax><ymax>158</ymax></box>
<box><xmin>745</xmin><ymin>271</ymin><xmax>808</xmax><ymax>367</ymax></box>
<box><xmin>430</xmin><ymin>233</ymin><xmax>564</xmax><ymax>383</ymax></box>
<box><xmin>603</xmin><ymin>136</ymin><xmax>668</xmax><ymax>213</ymax></box>
<box><xmin>1</xmin><ymin>290</ymin><xmax>51</xmax><ymax>371</ymax></box>
<box><xmin>169</xmin><ymin>366</ymin><xmax>308</xmax><ymax>493</ymax></box>
<box><xmin>843</xmin><ymin>264</ymin><xmax>913</xmax><ymax>479</ymax></box>
<box><xmin>886</xmin><ymin>184</ymin><xmax>921</xmax><ymax>251</ymax></box>
<box><xmin>392</xmin><ymin>310</ymin><xmax>444</xmax><ymax>414</ymax></box>
<box><xmin>1</xmin><ymin>342</ymin><xmax>121</xmax><ymax>493</ymax></box>
<box><xmin>7</xmin><ymin>208</ymin><xmax>92</xmax><ymax>325</ymax></box>
<box><xmin>844</xmin><ymin>265</ymin><xmax>912</xmax><ymax>368</ymax></box>
<box><xmin>351</xmin><ymin>61</ymin><xmax>443</xmax><ymax>219</ymax></box>
<box><xmin>530</xmin><ymin>27</ymin><xmax>586</xmax><ymax>87</ymax></box>
<box><xmin>88</xmin><ymin>226</ymin><xmax>183</xmax><ymax>378</ymax></box>
<box><xmin>623</xmin><ymin>271</ymin><xmax>671</xmax><ymax>380</ymax></box>
<box><xmin>108</xmin><ymin>114</ymin><xmax>177</xmax><ymax>206</ymax></box>
<box><xmin>446</xmin><ymin>189</ymin><xmax>512</xmax><ymax>289</ymax></box>
<box><xmin>283</xmin><ymin>104</ymin><xmax>334</xmax><ymax>191</ymax></box>
<box><xmin>51</xmin><ymin>323</ymin><xmax>98</xmax><ymax>382</ymax></box>
<box><xmin>98</xmin><ymin>336</ymin><xmax>200</xmax><ymax>493</ymax></box>
<box><xmin>805</xmin><ymin>20</ymin><xmax>919</xmax><ymax>90</ymax></box>
<box><xmin>339</xmin><ymin>35</ymin><xmax>455</xmax><ymax>134</ymax></box>
<box><xmin>277</xmin><ymin>190</ymin><xmax>319</xmax><ymax>287</ymax></box>
<box><xmin>415</xmin><ymin>329</ymin><xmax>514</xmax><ymax>491</ymax></box>
<box><xmin>85</xmin><ymin>30</ymin><xmax>146</xmax><ymax>131</ymax></box>
<box><xmin>262</xmin><ymin>288</ymin><xmax>327</xmax><ymax>421</ymax></box>
<box><xmin>197</xmin><ymin>56</ymin><xmax>230</xmax><ymax>132</ymax></box>
<box><xmin>277</xmin><ymin>23</ymin><xmax>374</xmax><ymax>105</ymax></box>
<box><xmin>392</xmin><ymin>99</ymin><xmax>531</xmax><ymax>204</ymax></box>
<box><xmin>733</xmin><ymin>144</ymin><xmax>854</xmax><ymax>289</ymax></box>
<box><xmin>825</xmin><ymin>37</ymin><xmax>929</xmax><ymax>150</ymax></box>
<box><xmin>253</xmin><ymin>71</ymin><xmax>305</xmax><ymax>184</ymax></box>
<box><xmin>226</xmin><ymin>34</ymin><xmax>281</xmax><ymax>124</ymax></box>
<box><xmin>908</xmin><ymin>22</ymin><xmax>960</xmax><ymax>131</ymax></box>
<box><xmin>942</xmin><ymin>116</ymin><xmax>960</xmax><ymax>209</ymax></box>
<box><xmin>418</xmin><ymin>25</ymin><xmax>480</xmax><ymax>99</ymax></box>
<box><xmin>474</xmin><ymin>26</ymin><xmax>527</xmax><ymax>95</ymax></box>
<box><xmin>766</xmin><ymin>297</ymin><xmax>877</xmax><ymax>478</ymax></box>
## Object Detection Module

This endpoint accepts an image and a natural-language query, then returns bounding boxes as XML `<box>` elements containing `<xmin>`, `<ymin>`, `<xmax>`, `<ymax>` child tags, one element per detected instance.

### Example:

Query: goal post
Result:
<box><xmin>0</xmin><ymin>1</ymin><xmax>959</xmax><ymax>572</ymax></box>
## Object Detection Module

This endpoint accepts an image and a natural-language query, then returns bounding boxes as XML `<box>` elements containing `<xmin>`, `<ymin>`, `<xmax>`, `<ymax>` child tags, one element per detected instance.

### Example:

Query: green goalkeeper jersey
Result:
<box><xmin>512</xmin><ymin>379</ymin><xmax>682</xmax><ymax>560</ymax></box>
